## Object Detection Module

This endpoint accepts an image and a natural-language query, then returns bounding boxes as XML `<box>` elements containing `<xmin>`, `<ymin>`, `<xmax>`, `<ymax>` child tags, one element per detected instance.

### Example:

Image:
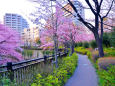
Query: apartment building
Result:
<box><xmin>62</xmin><ymin>0</ymin><xmax>85</xmax><ymax>25</ymax></box>
<box><xmin>4</xmin><ymin>13</ymin><xmax>29</xmax><ymax>35</ymax></box>
<box><xmin>22</xmin><ymin>27</ymin><xmax>39</xmax><ymax>46</ymax></box>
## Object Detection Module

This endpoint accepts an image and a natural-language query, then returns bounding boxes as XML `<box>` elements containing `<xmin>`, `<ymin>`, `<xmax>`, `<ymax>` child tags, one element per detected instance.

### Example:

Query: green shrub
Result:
<box><xmin>105</xmin><ymin>51</ymin><xmax>115</xmax><ymax>57</ymax></box>
<box><xmin>37</xmin><ymin>40</ymin><xmax>41</xmax><ymax>44</ymax></box>
<box><xmin>98</xmin><ymin>65</ymin><xmax>115</xmax><ymax>86</ymax></box>
<box><xmin>75</xmin><ymin>47</ymin><xmax>92</xmax><ymax>60</ymax></box>
<box><xmin>110</xmin><ymin>27</ymin><xmax>115</xmax><ymax>47</ymax></box>
<box><xmin>0</xmin><ymin>77</ymin><xmax>17</xmax><ymax>86</ymax></box>
<box><xmin>22</xmin><ymin>50</ymin><xmax>33</xmax><ymax>57</ymax></box>
<box><xmin>92</xmin><ymin>54</ymin><xmax>99</xmax><ymax>62</ymax></box>
<box><xmin>90</xmin><ymin>40</ymin><xmax>97</xmax><ymax>49</ymax></box>
<box><xmin>31</xmin><ymin>53</ymin><xmax>78</xmax><ymax>86</ymax></box>
<box><xmin>87</xmin><ymin>51</ymin><xmax>92</xmax><ymax>59</ymax></box>
<box><xmin>103</xmin><ymin>33</ymin><xmax>111</xmax><ymax>48</ymax></box>
<box><xmin>77</xmin><ymin>42</ymin><xmax>83</xmax><ymax>47</ymax></box>
<box><xmin>75</xmin><ymin>47</ymin><xmax>88</xmax><ymax>55</ymax></box>
<box><xmin>98</xmin><ymin>57</ymin><xmax>115</xmax><ymax>70</ymax></box>
<box><xmin>83</xmin><ymin>42</ymin><xmax>89</xmax><ymax>48</ymax></box>
<box><xmin>43</xmin><ymin>50</ymin><xmax>54</xmax><ymax>55</ymax></box>
<box><xmin>104</xmin><ymin>48</ymin><xmax>115</xmax><ymax>57</ymax></box>
<box><xmin>75</xmin><ymin>43</ymin><xmax>78</xmax><ymax>47</ymax></box>
<box><xmin>58</xmin><ymin>46</ymin><xmax>64</xmax><ymax>49</ymax></box>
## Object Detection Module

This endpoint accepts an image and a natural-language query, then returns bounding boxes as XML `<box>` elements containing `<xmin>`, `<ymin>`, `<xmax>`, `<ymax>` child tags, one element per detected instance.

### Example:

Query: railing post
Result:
<box><xmin>7</xmin><ymin>62</ymin><xmax>14</xmax><ymax>81</ymax></box>
<box><xmin>44</xmin><ymin>55</ymin><xmax>47</xmax><ymax>63</ymax></box>
<box><xmin>59</xmin><ymin>52</ymin><xmax>61</xmax><ymax>57</ymax></box>
<box><xmin>64</xmin><ymin>49</ymin><xmax>66</xmax><ymax>55</ymax></box>
<box><xmin>67</xmin><ymin>49</ymin><xmax>69</xmax><ymax>53</ymax></box>
<box><xmin>66</xmin><ymin>49</ymin><xmax>68</xmax><ymax>55</ymax></box>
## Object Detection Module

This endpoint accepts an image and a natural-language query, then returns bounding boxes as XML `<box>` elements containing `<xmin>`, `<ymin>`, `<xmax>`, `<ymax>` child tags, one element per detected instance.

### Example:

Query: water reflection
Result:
<box><xmin>23</xmin><ymin>49</ymin><xmax>44</xmax><ymax>60</ymax></box>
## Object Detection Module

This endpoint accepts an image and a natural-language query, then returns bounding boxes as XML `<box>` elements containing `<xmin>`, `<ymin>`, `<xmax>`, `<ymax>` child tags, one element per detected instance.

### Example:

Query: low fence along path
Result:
<box><xmin>65</xmin><ymin>54</ymin><xmax>98</xmax><ymax>86</ymax></box>
<box><xmin>0</xmin><ymin>51</ymin><xmax>68</xmax><ymax>86</ymax></box>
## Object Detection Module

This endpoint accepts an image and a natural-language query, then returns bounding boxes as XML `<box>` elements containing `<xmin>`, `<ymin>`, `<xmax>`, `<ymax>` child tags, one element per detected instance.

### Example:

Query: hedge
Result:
<box><xmin>31</xmin><ymin>53</ymin><xmax>78</xmax><ymax>86</ymax></box>
<box><xmin>74</xmin><ymin>47</ymin><xmax>92</xmax><ymax>59</ymax></box>
<box><xmin>98</xmin><ymin>57</ymin><xmax>115</xmax><ymax>70</ymax></box>
<box><xmin>90</xmin><ymin>40</ymin><xmax>97</xmax><ymax>49</ymax></box>
<box><xmin>98</xmin><ymin>65</ymin><xmax>115</xmax><ymax>86</ymax></box>
<box><xmin>104</xmin><ymin>48</ymin><xmax>115</xmax><ymax>57</ymax></box>
<box><xmin>83</xmin><ymin>42</ymin><xmax>90</xmax><ymax>48</ymax></box>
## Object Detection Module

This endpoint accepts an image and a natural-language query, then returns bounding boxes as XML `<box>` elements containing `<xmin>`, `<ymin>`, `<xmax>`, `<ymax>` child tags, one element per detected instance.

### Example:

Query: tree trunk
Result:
<box><xmin>70</xmin><ymin>40</ymin><xmax>74</xmax><ymax>56</ymax></box>
<box><xmin>69</xmin><ymin>32</ymin><xmax>75</xmax><ymax>56</ymax></box>
<box><xmin>71</xmin><ymin>45</ymin><xmax>74</xmax><ymax>54</ymax></box>
<box><xmin>71</xmin><ymin>40</ymin><xmax>74</xmax><ymax>54</ymax></box>
<box><xmin>70</xmin><ymin>43</ymin><xmax>72</xmax><ymax>56</ymax></box>
<box><xmin>94</xmin><ymin>33</ymin><xmax>104</xmax><ymax>57</ymax></box>
<box><xmin>94</xmin><ymin>14</ymin><xmax>104</xmax><ymax>57</ymax></box>
<box><xmin>54</xmin><ymin>34</ymin><xmax>58</xmax><ymax>68</ymax></box>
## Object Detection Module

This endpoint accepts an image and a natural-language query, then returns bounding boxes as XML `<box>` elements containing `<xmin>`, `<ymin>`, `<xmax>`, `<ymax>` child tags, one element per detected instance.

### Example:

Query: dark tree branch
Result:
<box><xmin>55</xmin><ymin>1</ymin><xmax>76</xmax><ymax>17</ymax></box>
<box><xmin>85</xmin><ymin>0</ymin><xmax>96</xmax><ymax>15</ymax></box>
<box><xmin>100</xmin><ymin>0</ymin><xmax>103</xmax><ymax>7</ymax></box>
<box><xmin>101</xmin><ymin>22</ymin><xmax>115</xmax><ymax>28</ymax></box>
<box><xmin>103</xmin><ymin>0</ymin><xmax>115</xmax><ymax>18</ymax></box>
<box><xmin>62</xmin><ymin>7</ymin><xmax>76</xmax><ymax>17</ymax></box>
<box><xmin>0</xmin><ymin>40</ymin><xmax>6</xmax><ymax>44</ymax></box>
<box><xmin>93</xmin><ymin>0</ymin><xmax>99</xmax><ymax>8</ymax></box>
<box><xmin>67</xmin><ymin>0</ymin><xmax>96</xmax><ymax>33</ymax></box>
<box><xmin>86</xmin><ymin>18</ymin><xmax>115</xmax><ymax>28</ymax></box>
<box><xmin>0</xmin><ymin>35</ymin><xmax>13</xmax><ymax>44</ymax></box>
<box><xmin>103</xmin><ymin>28</ymin><xmax>112</xmax><ymax>31</ymax></box>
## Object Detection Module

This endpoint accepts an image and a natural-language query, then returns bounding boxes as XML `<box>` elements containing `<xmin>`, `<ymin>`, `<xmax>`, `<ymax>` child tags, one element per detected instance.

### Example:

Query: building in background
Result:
<box><xmin>103</xmin><ymin>17</ymin><xmax>115</xmax><ymax>32</ymax></box>
<box><xmin>22</xmin><ymin>27</ymin><xmax>39</xmax><ymax>46</ymax></box>
<box><xmin>4</xmin><ymin>13</ymin><xmax>29</xmax><ymax>35</ymax></box>
<box><xmin>62</xmin><ymin>0</ymin><xmax>85</xmax><ymax>25</ymax></box>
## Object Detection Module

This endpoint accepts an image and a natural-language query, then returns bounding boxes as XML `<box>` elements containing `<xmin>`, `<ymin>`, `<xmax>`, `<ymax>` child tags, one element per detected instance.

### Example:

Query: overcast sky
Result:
<box><xmin>0</xmin><ymin>0</ymin><xmax>94</xmax><ymax>28</ymax></box>
<box><xmin>0</xmin><ymin>0</ymin><xmax>38</xmax><ymax>27</ymax></box>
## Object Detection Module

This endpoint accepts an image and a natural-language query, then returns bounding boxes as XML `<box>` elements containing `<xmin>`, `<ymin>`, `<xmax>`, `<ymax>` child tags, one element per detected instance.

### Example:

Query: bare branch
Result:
<box><xmin>0</xmin><ymin>35</ymin><xmax>13</xmax><ymax>44</ymax></box>
<box><xmin>67</xmin><ymin>0</ymin><xmax>95</xmax><ymax>33</ymax></box>
<box><xmin>93</xmin><ymin>0</ymin><xmax>99</xmax><ymax>8</ymax></box>
<box><xmin>85</xmin><ymin>0</ymin><xmax>96</xmax><ymax>15</ymax></box>
<box><xmin>0</xmin><ymin>40</ymin><xmax>6</xmax><ymax>44</ymax></box>
<box><xmin>100</xmin><ymin>0</ymin><xmax>103</xmax><ymax>6</ymax></box>
<box><xmin>103</xmin><ymin>0</ymin><xmax>115</xmax><ymax>18</ymax></box>
<box><xmin>55</xmin><ymin>1</ymin><xmax>76</xmax><ymax>17</ymax></box>
<box><xmin>102</xmin><ymin>22</ymin><xmax>115</xmax><ymax>28</ymax></box>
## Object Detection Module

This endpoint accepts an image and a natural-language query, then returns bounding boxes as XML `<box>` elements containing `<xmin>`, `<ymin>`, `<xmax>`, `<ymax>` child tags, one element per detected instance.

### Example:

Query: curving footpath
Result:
<box><xmin>65</xmin><ymin>54</ymin><xmax>98</xmax><ymax>86</ymax></box>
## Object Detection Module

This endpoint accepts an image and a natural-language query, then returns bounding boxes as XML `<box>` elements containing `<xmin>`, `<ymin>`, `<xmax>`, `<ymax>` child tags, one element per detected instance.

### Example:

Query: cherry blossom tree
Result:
<box><xmin>64</xmin><ymin>0</ymin><xmax>115</xmax><ymax>57</ymax></box>
<box><xmin>40</xmin><ymin>5</ymin><xmax>94</xmax><ymax>56</ymax></box>
<box><xmin>57</xmin><ymin>19</ymin><xmax>78</xmax><ymax>55</ymax></box>
<box><xmin>0</xmin><ymin>24</ymin><xmax>23</xmax><ymax>65</ymax></box>
<box><xmin>30</xmin><ymin>0</ymin><xmax>107</xmax><ymax>57</ymax></box>
<box><xmin>37</xmin><ymin>0</ymin><xmax>113</xmax><ymax>57</ymax></box>
<box><xmin>58</xmin><ymin>19</ymin><xmax>95</xmax><ymax>55</ymax></box>
<box><xmin>40</xmin><ymin>28</ymin><xmax>54</xmax><ymax>50</ymax></box>
<box><xmin>40</xmin><ymin>5</ymin><xmax>67</xmax><ymax>67</ymax></box>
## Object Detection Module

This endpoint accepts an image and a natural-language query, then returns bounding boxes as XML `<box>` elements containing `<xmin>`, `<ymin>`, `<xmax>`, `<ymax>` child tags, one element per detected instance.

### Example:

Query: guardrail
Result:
<box><xmin>0</xmin><ymin>50</ymin><xmax>68</xmax><ymax>86</ymax></box>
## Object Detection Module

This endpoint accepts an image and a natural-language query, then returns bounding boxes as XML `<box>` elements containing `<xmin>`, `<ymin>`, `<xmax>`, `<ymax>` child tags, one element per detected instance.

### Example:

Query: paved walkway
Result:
<box><xmin>65</xmin><ymin>54</ymin><xmax>98</xmax><ymax>86</ymax></box>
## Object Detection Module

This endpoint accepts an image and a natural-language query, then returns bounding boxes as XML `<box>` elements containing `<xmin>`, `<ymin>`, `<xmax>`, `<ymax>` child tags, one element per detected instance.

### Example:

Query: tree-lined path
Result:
<box><xmin>65</xmin><ymin>54</ymin><xmax>98</xmax><ymax>86</ymax></box>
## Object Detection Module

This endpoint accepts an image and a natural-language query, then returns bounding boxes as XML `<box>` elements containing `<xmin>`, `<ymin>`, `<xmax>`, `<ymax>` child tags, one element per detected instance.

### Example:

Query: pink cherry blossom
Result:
<box><xmin>40</xmin><ymin>5</ymin><xmax>94</xmax><ymax>49</ymax></box>
<box><xmin>0</xmin><ymin>24</ymin><xmax>23</xmax><ymax>65</ymax></box>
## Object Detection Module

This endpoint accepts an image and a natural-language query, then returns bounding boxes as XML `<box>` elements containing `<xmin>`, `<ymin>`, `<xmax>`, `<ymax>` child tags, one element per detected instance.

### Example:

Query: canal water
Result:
<box><xmin>23</xmin><ymin>50</ymin><xmax>44</xmax><ymax>60</ymax></box>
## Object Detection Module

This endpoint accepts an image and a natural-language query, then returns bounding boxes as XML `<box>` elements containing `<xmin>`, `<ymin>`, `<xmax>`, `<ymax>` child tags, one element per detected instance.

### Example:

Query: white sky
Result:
<box><xmin>0</xmin><ymin>0</ymin><xmax>94</xmax><ymax>28</ymax></box>
<box><xmin>0</xmin><ymin>0</ymin><xmax>38</xmax><ymax>27</ymax></box>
